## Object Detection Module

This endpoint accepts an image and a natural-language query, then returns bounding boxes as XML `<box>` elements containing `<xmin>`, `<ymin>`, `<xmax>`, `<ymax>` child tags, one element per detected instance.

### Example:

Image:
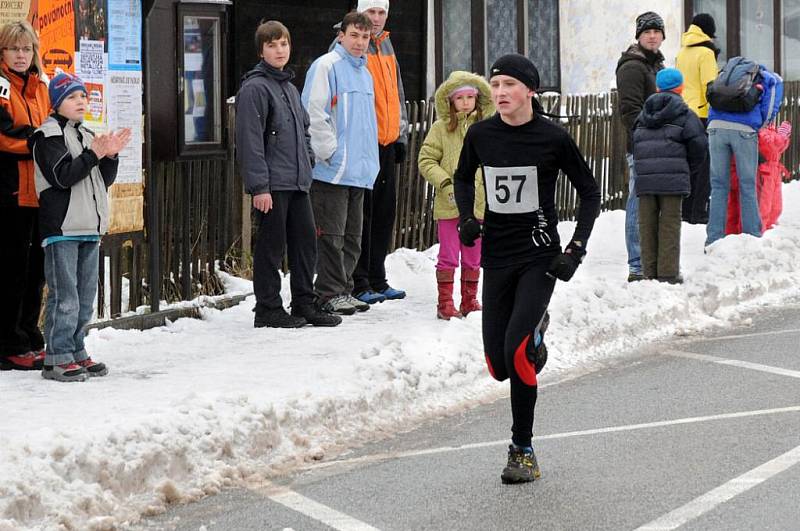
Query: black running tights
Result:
<box><xmin>482</xmin><ymin>260</ymin><xmax>555</xmax><ymax>447</ymax></box>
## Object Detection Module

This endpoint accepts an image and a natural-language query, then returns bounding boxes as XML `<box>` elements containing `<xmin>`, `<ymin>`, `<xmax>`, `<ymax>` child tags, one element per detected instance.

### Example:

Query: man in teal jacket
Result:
<box><xmin>301</xmin><ymin>11</ymin><xmax>380</xmax><ymax>316</ymax></box>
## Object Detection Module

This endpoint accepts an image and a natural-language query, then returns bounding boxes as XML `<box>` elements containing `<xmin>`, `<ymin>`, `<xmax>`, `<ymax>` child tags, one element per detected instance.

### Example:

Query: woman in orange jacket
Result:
<box><xmin>0</xmin><ymin>21</ymin><xmax>50</xmax><ymax>371</ymax></box>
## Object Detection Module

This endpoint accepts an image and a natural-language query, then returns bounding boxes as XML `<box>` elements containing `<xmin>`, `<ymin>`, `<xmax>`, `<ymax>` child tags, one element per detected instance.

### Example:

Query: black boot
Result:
<box><xmin>292</xmin><ymin>303</ymin><xmax>342</xmax><ymax>327</ymax></box>
<box><xmin>254</xmin><ymin>307</ymin><xmax>307</xmax><ymax>328</ymax></box>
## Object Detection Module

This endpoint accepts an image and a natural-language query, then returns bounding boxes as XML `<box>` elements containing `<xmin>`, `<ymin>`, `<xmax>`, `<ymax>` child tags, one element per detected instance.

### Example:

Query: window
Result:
<box><xmin>434</xmin><ymin>0</ymin><xmax>561</xmax><ymax>91</ymax></box>
<box><xmin>783</xmin><ymin>0</ymin><xmax>800</xmax><ymax>78</ymax></box>
<box><xmin>486</xmin><ymin>0</ymin><xmax>518</xmax><ymax>68</ymax></box>
<box><xmin>442</xmin><ymin>0</ymin><xmax>472</xmax><ymax>75</ymax></box>
<box><xmin>741</xmin><ymin>0</ymin><xmax>775</xmax><ymax>70</ymax></box>
<box><xmin>693</xmin><ymin>0</ymin><xmax>728</xmax><ymax>65</ymax></box>
<box><xmin>178</xmin><ymin>5</ymin><xmax>226</xmax><ymax>156</ymax></box>
<box><xmin>527</xmin><ymin>0</ymin><xmax>560</xmax><ymax>90</ymax></box>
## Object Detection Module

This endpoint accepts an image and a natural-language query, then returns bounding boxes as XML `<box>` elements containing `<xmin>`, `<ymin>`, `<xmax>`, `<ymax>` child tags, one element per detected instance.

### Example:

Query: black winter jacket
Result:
<box><xmin>616</xmin><ymin>44</ymin><xmax>665</xmax><ymax>153</ymax></box>
<box><xmin>235</xmin><ymin>61</ymin><xmax>314</xmax><ymax>194</ymax></box>
<box><xmin>632</xmin><ymin>92</ymin><xmax>708</xmax><ymax>197</ymax></box>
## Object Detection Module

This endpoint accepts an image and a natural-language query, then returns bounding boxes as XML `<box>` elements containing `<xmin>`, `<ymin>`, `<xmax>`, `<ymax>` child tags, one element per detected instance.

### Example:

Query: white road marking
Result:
<box><xmin>267</xmin><ymin>488</ymin><xmax>379</xmax><ymax>531</ymax></box>
<box><xmin>308</xmin><ymin>405</ymin><xmax>800</xmax><ymax>472</ymax></box>
<box><xmin>679</xmin><ymin>327</ymin><xmax>800</xmax><ymax>343</ymax></box>
<box><xmin>635</xmin><ymin>443</ymin><xmax>800</xmax><ymax>530</ymax></box>
<box><xmin>665</xmin><ymin>349</ymin><xmax>800</xmax><ymax>379</ymax></box>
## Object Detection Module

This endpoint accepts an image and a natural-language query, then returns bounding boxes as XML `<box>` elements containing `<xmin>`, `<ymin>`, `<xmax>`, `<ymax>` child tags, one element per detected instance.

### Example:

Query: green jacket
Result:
<box><xmin>418</xmin><ymin>71</ymin><xmax>493</xmax><ymax>220</ymax></box>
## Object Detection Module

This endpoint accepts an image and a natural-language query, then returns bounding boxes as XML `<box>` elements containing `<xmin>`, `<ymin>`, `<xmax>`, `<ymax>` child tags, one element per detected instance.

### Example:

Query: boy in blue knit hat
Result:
<box><xmin>632</xmin><ymin>68</ymin><xmax>707</xmax><ymax>283</ymax></box>
<box><xmin>29</xmin><ymin>72</ymin><xmax>131</xmax><ymax>382</ymax></box>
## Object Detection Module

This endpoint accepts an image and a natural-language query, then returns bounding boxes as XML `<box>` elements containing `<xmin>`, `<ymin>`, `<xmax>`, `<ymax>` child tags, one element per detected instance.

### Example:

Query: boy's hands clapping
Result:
<box><xmin>91</xmin><ymin>128</ymin><xmax>132</xmax><ymax>159</ymax></box>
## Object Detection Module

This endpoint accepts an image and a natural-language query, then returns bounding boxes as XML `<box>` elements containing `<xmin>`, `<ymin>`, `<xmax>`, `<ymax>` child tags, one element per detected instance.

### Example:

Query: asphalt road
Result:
<box><xmin>139</xmin><ymin>303</ymin><xmax>800</xmax><ymax>531</ymax></box>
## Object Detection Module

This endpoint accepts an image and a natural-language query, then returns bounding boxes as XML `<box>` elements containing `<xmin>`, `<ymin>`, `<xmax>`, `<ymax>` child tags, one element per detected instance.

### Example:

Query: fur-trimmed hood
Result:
<box><xmin>434</xmin><ymin>70</ymin><xmax>494</xmax><ymax>123</ymax></box>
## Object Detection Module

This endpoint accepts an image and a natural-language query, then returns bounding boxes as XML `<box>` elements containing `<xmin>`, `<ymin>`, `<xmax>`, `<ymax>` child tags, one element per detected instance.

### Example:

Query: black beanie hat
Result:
<box><xmin>692</xmin><ymin>13</ymin><xmax>716</xmax><ymax>38</ymax></box>
<box><xmin>489</xmin><ymin>53</ymin><xmax>540</xmax><ymax>91</ymax></box>
<box><xmin>635</xmin><ymin>11</ymin><xmax>665</xmax><ymax>39</ymax></box>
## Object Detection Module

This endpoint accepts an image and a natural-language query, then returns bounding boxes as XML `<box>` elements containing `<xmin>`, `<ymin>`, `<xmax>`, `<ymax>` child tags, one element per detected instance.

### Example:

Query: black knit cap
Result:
<box><xmin>489</xmin><ymin>53</ymin><xmax>540</xmax><ymax>91</ymax></box>
<box><xmin>635</xmin><ymin>11</ymin><xmax>665</xmax><ymax>39</ymax></box>
<box><xmin>692</xmin><ymin>13</ymin><xmax>716</xmax><ymax>38</ymax></box>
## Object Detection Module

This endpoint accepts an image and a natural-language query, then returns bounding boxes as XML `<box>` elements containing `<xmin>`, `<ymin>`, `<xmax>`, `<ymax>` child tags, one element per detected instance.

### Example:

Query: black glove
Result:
<box><xmin>546</xmin><ymin>241</ymin><xmax>586</xmax><ymax>282</ymax></box>
<box><xmin>394</xmin><ymin>142</ymin><xmax>406</xmax><ymax>163</ymax></box>
<box><xmin>458</xmin><ymin>217</ymin><xmax>482</xmax><ymax>247</ymax></box>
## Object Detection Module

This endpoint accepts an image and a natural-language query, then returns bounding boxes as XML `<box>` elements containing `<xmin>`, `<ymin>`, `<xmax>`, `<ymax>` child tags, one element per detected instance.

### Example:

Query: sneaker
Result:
<box><xmin>527</xmin><ymin>312</ymin><xmax>550</xmax><ymax>374</ymax></box>
<box><xmin>501</xmin><ymin>445</ymin><xmax>541</xmax><ymax>484</ymax></box>
<box><xmin>354</xmin><ymin>290</ymin><xmax>387</xmax><ymax>304</ymax></box>
<box><xmin>320</xmin><ymin>295</ymin><xmax>357</xmax><ymax>316</ymax></box>
<box><xmin>254</xmin><ymin>307</ymin><xmax>307</xmax><ymax>328</ymax></box>
<box><xmin>42</xmin><ymin>363</ymin><xmax>88</xmax><ymax>382</ymax></box>
<box><xmin>1</xmin><ymin>351</ymin><xmax>44</xmax><ymax>371</ymax></box>
<box><xmin>76</xmin><ymin>358</ymin><xmax>109</xmax><ymax>377</ymax></box>
<box><xmin>345</xmin><ymin>294</ymin><xmax>370</xmax><ymax>312</ymax></box>
<box><xmin>627</xmin><ymin>272</ymin><xmax>644</xmax><ymax>282</ymax></box>
<box><xmin>377</xmin><ymin>286</ymin><xmax>406</xmax><ymax>300</ymax></box>
<box><xmin>291</xmin><ymin>304</ymin><xmax>343</xmax><ymax>327</ymax></box>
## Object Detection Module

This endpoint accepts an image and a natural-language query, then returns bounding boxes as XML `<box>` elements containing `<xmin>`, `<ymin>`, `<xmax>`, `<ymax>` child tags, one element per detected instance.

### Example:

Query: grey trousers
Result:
<box><xmin>310</xmin><ymin>180</ymin><xmax>365</xmax><ymax>301</ymax></box>
<box><xmin>638</xmin><ymin>194</ymin><xmax>683</xmax><ymax>279</ymax></box>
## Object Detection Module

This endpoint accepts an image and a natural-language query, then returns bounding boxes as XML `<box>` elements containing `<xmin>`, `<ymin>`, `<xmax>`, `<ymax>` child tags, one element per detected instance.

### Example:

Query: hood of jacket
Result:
<box><xmin>241</xmin><ymin>60</ymin><xmax>295</xmax><ymax>85</ymax></box>
<box><xmin>639</xmin><ymin>91</ymin><xmax>689</xmax><ymax>128</ymax></box>
<box><xmin>616</xmin><ymin>44</ymin><xmax>665</xmax><ymax>72</ymax></box>
<box><xmin>681</xmin><ymin>24</ymin><xmax>712</xmax><ymax>47</ymax></box>
<box><xmin>434</xmin><ymin>70</ymin><xmax>494</xmax><ymax>124</ymax></box>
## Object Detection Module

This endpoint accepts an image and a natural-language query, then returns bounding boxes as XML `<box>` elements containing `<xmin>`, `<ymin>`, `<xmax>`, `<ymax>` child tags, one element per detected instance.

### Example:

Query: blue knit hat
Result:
<box><xmin>656</xmin><ymin>68</ymin><xmax>683</xmax><ymax>92</ymax></box>
<box><xmin>48</xmin><ymin>72</ymin><xmax>87</xmax><ymax>111</ymax></box>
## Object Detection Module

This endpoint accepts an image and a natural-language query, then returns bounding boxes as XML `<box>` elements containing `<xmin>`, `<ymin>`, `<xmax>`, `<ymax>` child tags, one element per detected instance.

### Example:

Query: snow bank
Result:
<box><xmin>3</xmin><ymin>182</ymin><xmax>800</xmax><ymax>530</ymax></box>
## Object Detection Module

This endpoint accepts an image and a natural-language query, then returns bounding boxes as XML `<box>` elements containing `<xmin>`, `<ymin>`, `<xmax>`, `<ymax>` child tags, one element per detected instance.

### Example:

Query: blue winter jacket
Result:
<box><xmin>708</xmin><ymin>67</ymin><xmax>783</xmax><ymax>131</ymax></box>
<box><xmin>301</xmin><ymin>44</ymin><xmax>380</xmax><ymax>189</ymax></box>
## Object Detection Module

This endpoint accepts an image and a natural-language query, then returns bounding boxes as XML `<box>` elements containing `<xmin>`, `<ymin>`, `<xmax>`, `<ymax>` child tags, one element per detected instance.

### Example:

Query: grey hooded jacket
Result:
<box><xmin>235</xmin><ymin>61</ymin><xmax>314</xmax><ymax>194</ymax></box>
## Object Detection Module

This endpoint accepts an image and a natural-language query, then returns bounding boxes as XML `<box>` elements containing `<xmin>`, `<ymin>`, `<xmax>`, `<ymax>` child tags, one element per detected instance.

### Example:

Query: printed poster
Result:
<box><xmin>75</xmin><ymin>39</ymin><xmax>106</xmax><ymax>129</ymax></box>
<box><xmin>108</xmin><ymin>0</ymin><xmax>140</xmax><ymax>70</ymax></box>
<box><xmin>38</xmin><ymin>0</ymin><xmax>74</xmax><ymax>76</ymax></box>
<box><xmin>0</xmin><ymin>0</ymin><xmax>33</xmax><ymax>25</ymax></box>
<box><xmin>106</xmin><ymin>70</ymin><xmax>141</xmax><ymax>184</ymax></box>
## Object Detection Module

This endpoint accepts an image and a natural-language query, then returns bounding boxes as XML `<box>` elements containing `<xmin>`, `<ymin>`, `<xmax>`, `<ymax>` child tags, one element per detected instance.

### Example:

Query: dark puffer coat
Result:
<box><xmin>633</xmin><ymin>91</ymin><xmax>708</xmax><ymax>196</ymax></box>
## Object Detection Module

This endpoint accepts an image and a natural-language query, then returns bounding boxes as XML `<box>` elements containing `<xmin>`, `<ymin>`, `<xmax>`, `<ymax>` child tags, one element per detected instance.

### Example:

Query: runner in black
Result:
<box><xmin>453</xmin><ymin>54</ymin><xmax>601</xmax><ymax>484</ymax></box>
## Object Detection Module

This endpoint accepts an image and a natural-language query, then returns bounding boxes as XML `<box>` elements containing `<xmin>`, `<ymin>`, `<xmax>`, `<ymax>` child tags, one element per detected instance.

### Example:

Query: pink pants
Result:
<box><xmin>437</xmin><ymin>218</ymin><xmax>481</xmax><ymax>270</ymax></box>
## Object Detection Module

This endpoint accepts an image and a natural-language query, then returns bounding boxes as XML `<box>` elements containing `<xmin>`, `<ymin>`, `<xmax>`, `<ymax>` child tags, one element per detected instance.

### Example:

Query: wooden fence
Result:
<box><xmin>96</xmin><ymin>81</ymin><xmax>800</xmax><ymax>320</ymax></box>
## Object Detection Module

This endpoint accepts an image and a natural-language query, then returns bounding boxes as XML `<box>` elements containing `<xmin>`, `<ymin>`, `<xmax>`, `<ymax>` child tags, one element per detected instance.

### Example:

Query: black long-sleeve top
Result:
<box><xmin>454</xmin><ymin>113</ymin><xmax>601</xmax><ymax>268</ymax></box>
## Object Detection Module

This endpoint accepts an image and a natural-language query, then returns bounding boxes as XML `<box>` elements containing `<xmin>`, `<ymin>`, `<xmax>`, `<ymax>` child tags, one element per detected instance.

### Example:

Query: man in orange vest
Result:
<box><xmin>351</xmin><ymin>0</ymin><xmax>409</xmax><ymax>304</ymax></box>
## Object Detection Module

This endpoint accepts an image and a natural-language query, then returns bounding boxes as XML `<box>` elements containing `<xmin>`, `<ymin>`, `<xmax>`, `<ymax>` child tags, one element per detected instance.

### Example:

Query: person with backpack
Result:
<box><xmin>705</xmin><ymin>57</ymin><xmax>783</xmax><ymax>247</ymax></box>
<box><xmin>633</xmin><ymin>68</ymin><xmax>708</xmax><ymax>283</ymax></box>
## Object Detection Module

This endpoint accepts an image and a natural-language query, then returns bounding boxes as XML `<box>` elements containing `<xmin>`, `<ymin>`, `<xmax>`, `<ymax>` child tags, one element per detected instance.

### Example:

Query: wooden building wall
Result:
<box><xmin>232</xmin><ymin>0</ymin><xmax>427</xmax><ymax>102</ymax></box>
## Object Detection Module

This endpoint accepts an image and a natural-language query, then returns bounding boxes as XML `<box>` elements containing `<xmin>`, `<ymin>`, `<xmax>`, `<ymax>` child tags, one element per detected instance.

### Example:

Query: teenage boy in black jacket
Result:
<box><xmin>236</xmin><ymin>20</ymin><xmax>341</xmax><ymax>328</ymax></box>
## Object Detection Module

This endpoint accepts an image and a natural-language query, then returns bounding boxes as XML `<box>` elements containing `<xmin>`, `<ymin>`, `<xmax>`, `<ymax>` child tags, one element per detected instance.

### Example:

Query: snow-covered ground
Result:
<box><xmin>4</xmin><ymin>183</ymin><xmax>800</xmax><ymax>531</ymax></box>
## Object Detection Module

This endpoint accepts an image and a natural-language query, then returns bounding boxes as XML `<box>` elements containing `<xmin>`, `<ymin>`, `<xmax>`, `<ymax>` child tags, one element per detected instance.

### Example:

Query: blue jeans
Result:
<box><xmin>625</xmin><ymin>153</ymin><xmax>641</xmax><ymax>274</ymax></box>
<box><xmin>706</xmin><ymin>128</ymin><xmax>761</xmax><ymax>245</ymax></box>
<box><xmin>44</xmin><ymin>240</ymin><xmax>99</xmax><ymax>366</ymax></box>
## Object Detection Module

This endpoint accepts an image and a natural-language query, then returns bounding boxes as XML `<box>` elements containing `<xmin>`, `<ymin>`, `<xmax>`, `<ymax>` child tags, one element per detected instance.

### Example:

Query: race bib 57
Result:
<box><xmin>483</xmin><ymin>166</ymin><xmax>539</xmax><ymax>214</ymax></box>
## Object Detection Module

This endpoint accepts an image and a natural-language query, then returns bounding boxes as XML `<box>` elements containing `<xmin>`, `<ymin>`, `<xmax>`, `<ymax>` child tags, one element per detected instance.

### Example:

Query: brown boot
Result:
<box><xmin>436</xmin><ymin>269</ymin><xmax>462</xmax><ymax>320</ymax></box>
<box><xmin>459</xmin><ymin>269</ymin><xmax>482</xmax><ymax>316</ymax></box>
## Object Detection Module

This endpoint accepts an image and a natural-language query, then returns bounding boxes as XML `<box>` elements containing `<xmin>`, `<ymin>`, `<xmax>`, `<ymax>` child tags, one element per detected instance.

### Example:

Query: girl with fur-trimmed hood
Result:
<box><xmin>418</xmin><ymin>71</ymin><xmax>493</xmax><ymax>320</ymax></box>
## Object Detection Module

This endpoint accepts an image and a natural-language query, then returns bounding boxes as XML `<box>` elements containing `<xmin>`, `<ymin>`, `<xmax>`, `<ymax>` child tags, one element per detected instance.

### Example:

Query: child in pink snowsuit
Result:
<box><xmin>418</xmin><ymin>71</ymin><xmax>494</xmax><ymax>319</ymax></box>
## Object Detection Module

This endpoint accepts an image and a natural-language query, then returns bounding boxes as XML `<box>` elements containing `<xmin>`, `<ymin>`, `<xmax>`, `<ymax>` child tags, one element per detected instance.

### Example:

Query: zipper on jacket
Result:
<box><xmin>21</xmin><ymin>75</ymin><xmax>34</xmax><ymax>126</ymax></box>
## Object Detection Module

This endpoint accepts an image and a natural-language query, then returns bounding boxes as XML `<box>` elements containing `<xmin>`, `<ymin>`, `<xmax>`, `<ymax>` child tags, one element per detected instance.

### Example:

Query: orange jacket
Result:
<box><xmin>0</xmin><ymin>64</ymin><xmax>50</xmax><ymax>207</ymax></box>
<box><xmin>365</xmin><ymin>31</ymin><xmax>408</xmax><ymax>146</ymax></box>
